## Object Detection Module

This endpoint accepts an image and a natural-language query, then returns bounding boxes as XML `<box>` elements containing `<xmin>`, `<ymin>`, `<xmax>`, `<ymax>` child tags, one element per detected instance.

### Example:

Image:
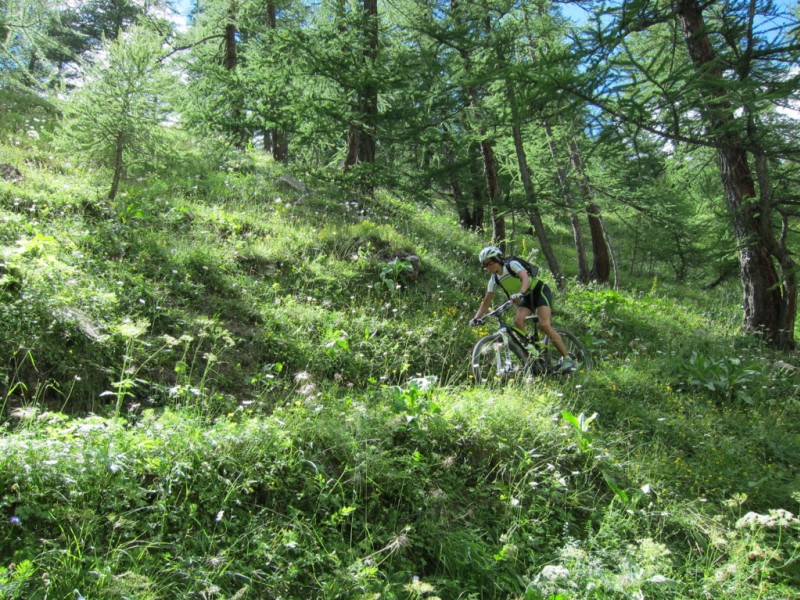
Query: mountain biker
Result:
<box><xmin>469</xmin><ymin>245</ymin><xmax>575</xmax><ymax>371</ymax></box>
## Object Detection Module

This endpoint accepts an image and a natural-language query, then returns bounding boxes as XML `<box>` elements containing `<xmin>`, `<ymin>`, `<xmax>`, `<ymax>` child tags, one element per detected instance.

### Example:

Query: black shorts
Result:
<box><xmin>520</xmin><ymin>281</ymin><xmax>553</xmax><ymax>310</ymax></box>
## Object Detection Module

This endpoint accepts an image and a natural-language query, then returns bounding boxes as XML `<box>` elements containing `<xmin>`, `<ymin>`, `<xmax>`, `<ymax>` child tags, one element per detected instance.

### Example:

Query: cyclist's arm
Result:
<box><xmin>473</xmin><ymin>291</ymin><xmax>494</xmax><ymax>321</ymax></box>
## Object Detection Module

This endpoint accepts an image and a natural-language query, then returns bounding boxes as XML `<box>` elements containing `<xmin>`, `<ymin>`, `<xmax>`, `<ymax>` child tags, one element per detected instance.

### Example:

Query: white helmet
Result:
<box><xmin>478</xmin><ymin>246</ymin><xmax>503</xmax><ymax>264</ymax></box>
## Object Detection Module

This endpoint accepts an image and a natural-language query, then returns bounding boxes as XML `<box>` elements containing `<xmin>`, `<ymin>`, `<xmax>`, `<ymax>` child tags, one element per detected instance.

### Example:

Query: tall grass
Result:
<box><xmin>1</xmin><ymin>142</ymin><xmax>799</xmax><ymax>598</ymax></box>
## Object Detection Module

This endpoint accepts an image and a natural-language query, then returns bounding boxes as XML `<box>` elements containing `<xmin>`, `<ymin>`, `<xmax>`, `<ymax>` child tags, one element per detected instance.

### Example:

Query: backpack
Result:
<box><xmin>494</xmin><ymin>256</ymin><xmax>539</xmax><ymax>296</ymax></box>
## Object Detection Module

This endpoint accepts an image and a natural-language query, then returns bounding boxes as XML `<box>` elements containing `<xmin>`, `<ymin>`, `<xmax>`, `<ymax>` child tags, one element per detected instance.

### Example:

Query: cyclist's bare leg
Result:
<box><xmin>536</xmin><ymin>305</ymin><xmax>570</xmax><ymax>358</ymax></box>
<box><xmin>514</xmin><ymin>306</ymin><xmax>532</xmax><ymax>331</ymax></box>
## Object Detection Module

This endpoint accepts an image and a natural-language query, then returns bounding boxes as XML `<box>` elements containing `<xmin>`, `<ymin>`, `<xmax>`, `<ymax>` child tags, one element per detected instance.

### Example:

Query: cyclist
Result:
<box><xmin>469</xmin><ymin>246</ymin><xmax>575</xmax><ymax>371</ymax></box>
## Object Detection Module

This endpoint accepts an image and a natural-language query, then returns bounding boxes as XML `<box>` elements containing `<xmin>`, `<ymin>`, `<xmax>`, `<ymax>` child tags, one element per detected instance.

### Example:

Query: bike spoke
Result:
<box><xmin>471</xmin><ymin>334</ymin><xmax>527</xmax><ymax>386</ymax></box>
<box><xmin>541</xmin><ymin>330</ymin><xmax>592</xmax><ymax>374</ymax></box>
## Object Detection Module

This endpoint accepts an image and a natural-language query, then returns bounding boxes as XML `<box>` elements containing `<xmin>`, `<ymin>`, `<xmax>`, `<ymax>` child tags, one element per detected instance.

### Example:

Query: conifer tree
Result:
<box><xmin>59</xmin><ymin>26</ymin><xmax>173</xmax><ymax>201</ymax></box>
<box><xmin>569</xmin><ymin>0</ymin><xmax>800</xmax><ymax>347</ymax></box>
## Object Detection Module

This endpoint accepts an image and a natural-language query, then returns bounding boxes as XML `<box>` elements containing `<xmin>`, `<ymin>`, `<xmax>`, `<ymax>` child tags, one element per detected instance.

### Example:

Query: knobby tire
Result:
<box><xmin>471</xmin><ymin>333</ymin><xmax>527</xmax><ymax>387</ymax></box>
<box><xmin>541</xmin><ymin>328</ymin><xmax>593</xmax><ymax>372</ymax></box>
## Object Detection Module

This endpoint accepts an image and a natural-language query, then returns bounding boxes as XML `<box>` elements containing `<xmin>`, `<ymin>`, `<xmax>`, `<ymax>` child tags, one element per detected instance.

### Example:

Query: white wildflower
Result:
<box><xmin>539</xmin><ymin>565</ymin><xmax>570</xmax><ymax>581</ymax></box>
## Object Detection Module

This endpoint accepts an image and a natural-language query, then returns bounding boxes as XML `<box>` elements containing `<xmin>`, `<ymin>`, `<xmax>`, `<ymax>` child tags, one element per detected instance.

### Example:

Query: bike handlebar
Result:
<box><xmin>473</xmin><ymin>300</ymin><xmax>514</xmax><ymax>326</ymax></box>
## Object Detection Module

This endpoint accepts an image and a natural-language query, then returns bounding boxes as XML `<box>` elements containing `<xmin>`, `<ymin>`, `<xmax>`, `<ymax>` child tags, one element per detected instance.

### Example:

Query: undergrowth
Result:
<box><xmin>1</xmin><ymin>142</ymin><xmax>799</xmax><ymax>598</ymax></box>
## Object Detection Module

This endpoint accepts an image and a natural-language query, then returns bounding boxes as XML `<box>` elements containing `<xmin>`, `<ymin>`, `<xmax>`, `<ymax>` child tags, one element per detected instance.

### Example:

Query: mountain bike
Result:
<box><xmin>470</xmin><ymin>300</ymin><xmax>592</xmax><ymax>386</ymax></box>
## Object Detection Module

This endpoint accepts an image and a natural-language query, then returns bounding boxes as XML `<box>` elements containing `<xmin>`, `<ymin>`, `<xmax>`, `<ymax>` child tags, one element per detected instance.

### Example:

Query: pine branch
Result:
<box><xmin>160</xmin><ymin>34</ymin><xmax>227</xmax><ymax>63</ymax></box>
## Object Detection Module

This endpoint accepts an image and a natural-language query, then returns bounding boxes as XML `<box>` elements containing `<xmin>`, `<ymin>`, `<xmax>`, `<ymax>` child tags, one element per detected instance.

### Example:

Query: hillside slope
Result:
<box><xmin>1</xmin><ymin>147</ymin><xmax>799</xmax><ymax>599</ymax></box>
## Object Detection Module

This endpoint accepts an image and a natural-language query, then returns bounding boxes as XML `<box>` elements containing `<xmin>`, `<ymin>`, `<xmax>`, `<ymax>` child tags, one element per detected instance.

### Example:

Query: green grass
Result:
<box><xmin>1</xmin><ymin>139</ymin><xmax>799</xmax><ymax>598</ymax></box>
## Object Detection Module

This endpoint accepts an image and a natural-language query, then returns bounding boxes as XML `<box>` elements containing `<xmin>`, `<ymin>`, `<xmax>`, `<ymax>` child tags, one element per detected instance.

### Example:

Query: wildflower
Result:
<box><xmin>386</xmin><ymin>526</ymin><xmax>412</xmax><ymax>552</ymax></box>
<box><xmin>736</xmin><ymin>509</ymin><xmax>799</xmax><ymax>529</ymax></box>
<box><xmin>538</xmin><ymin>565</ymin><xmax>570</xmax><ymax>581</ymax></box>
<box><xmin>408</xmin><ymin>375</ymin><xmax>437</xmax><ymax>392</ymax></box>
<box><xmin>405</xmin><ymin>577</ymin><xmax>435</xmax><ymax>595</ymax></box>
<box><xmin>428</xmin><ymin>487</ymin><xmax>446</xmax><ymax>500</ymax></box>
<box><xmin>297</xmin><ymin>384</ymin><xmax>317</xmax><ymax>397</ymax></box>
<box><xmin>9</xmin><ymin>516</ymin><xmax>21</xmax><ymax>525</ymax></box>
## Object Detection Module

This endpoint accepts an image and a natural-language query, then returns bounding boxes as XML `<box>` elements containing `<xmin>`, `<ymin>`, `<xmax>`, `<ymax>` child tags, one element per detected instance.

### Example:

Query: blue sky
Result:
<box><xmin>170</xmin><ymin>0</ymin><xmax>796</xmax><ymax>21</ymax></box>
<box><xmin>173</xmin><ymin>0</ymin><xmax>193</xmax><ymax>16</ymax></box>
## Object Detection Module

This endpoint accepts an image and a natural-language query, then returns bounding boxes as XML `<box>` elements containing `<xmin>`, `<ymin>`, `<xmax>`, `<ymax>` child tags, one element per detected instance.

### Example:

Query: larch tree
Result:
<box><xmin>676</xmin><ymin>0</ymin><xmax>797</xmax><ymax>347</ymax></box>
<box><xmin>516</xmin><ymin>1</ymin><xmax>616</xmax><ymax>287</ymax></box>
<box><xmin>59</xmin><ymin>26</ymin><xmax>173</xmax><ymax>202</ymax></box>
<box><xmin>570</xmin><ymin>0</ymin><xmax>800</xmax><ymax>347</ymax></box>
<box><xmin>491</xmin><ymin>0</ymin><xmax>565</xmax><ymax>286</ymax></box>
<box><xmin>390</xmin><ymin>0</ymin><xmax>491</xmax><ymax>230</ymax></box>
<box><xmin>342</xmin><ymin>0</ymin><xmax>379</xmax><ymax>170</ymax></box>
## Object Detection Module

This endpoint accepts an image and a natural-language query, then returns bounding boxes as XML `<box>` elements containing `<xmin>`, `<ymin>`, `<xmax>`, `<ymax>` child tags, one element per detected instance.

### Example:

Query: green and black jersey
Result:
<box><xmin>487</xmin><ymin>260</ymin><xmax>552</xmax><ymax>309</ymax></box>
<box><xmin>486</xmin><ymin>260</ymin><xmax>539</xmax><ymax>296</ymax></box>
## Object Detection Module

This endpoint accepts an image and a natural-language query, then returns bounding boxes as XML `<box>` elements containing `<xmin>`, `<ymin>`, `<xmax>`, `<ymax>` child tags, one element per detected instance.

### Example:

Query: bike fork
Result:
<box><xmin>495</xmin><ymin>333</ymin><xmax>514</xmax><ymax>374</ymax></box>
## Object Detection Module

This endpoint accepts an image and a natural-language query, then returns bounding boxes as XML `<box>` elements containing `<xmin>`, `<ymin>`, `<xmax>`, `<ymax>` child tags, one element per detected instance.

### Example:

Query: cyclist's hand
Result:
<box><xmin>510</xmin><ymin>293</ymin><xmax>523</xmax><ymax>303</ymax></box>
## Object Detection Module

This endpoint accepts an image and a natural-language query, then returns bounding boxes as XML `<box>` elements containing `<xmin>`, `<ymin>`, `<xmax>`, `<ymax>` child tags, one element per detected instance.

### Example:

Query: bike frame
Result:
<box><xmin>475</xmin><ymin>300</ymin><xmax>551</xmax><ymax>375</ymax></box>
<box><xmin>472</xmin><ymin>300</ymin><xmax>591</xmax><ymax>384</ymax></box>
<box><xmin>481</xmin><ymin>301</ymin><xmax>537</xmax><ymax>348</ymax></box>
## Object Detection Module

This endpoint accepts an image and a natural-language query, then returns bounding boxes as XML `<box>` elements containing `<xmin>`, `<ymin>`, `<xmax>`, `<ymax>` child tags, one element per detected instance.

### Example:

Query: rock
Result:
<box><xmin>0</xmin><ymin>163</ymin><xmax>23</xmax><ymax>182</ymax></box>
<box><xmin>276</xmin><ymin>174</ymin><xmax>309</xmax><ymax>193</ymax></box>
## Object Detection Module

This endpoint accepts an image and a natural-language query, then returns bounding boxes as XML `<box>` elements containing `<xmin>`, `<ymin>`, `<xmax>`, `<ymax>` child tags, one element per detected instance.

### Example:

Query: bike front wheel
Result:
<box><xmin>541</xmin><ymin>328</ymin><xmax>592</xmax><ymax>374</ymax></box>
<box><xmin>471</xmin><ymin>333</ymin><xmax>528</xmax><ymax>386</ymax></box>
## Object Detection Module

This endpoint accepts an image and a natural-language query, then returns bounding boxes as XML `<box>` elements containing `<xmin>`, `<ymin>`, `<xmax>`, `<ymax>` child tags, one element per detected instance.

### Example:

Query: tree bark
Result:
<box><xmin>470</xmin><ymin>173</ymin><xmax>487</xmax><ymax>231</ymax></box>
<box><xmin>677</xmin><ymin>0</ymin><xmax>795</xmax><ymax>348</ymax></box>
<box><xmin>513</xmin><ymin>138</ymin><xmax>564</xmax><ymax>288</ymax></box>
<box><xmin>223</xmin><ymin>11</ymin><xmax>247</xmax><ymax>148</ymax></box>
<box><xmin>224</xmin><ymin>23</ymin><xmax>237</xmax><ymax>71</ymax></box>
<box><xmin>566</xmin><ymin>138</ymin><xmax>612</xmax><ymax>285</ymax></box>
<box><xmin>265</xmin><ymin>0</ymin><xmax>287</xmax><ymax>162</ymax></box>
<box><xmin>343</xmin><ymin>0</ymin><xmax>378</xmax><ymax>171</ymax></box>
<box><xmin>480</xmin><ymin>140</ymin><xmax>506</xmax><ymax>247</ymax></box>
<box><xmin>499</xmin><ymin>49</ymin><xmax>564</xmax><ymax>288</ymax></box>
<box><xmin>452</xmin><ymin>0</ymin><xmax>503</xmax><ymax>245</ymax></box>
<box><xmin>447</xmin><ymin>144</ymin><xmax>483</xmax><ymax>230</ymax></box>
<box><xmin>543</xmin><ymin>121</ymin><xmax>589</xmax><ymax>283</ymax></box>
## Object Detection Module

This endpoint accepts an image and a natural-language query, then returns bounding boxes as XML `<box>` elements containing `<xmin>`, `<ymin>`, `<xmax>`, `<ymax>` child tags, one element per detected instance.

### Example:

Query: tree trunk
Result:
<box><xmin>451</xmin><ymin>0</ymin><xmax>501</xmax><ymax>244</ymax></box>
<box><xmin>108</xmin><ymin>131</ymin><xmax>124</xmax><ymax>201</ymax></box>
<box><xmin>224</xmin><ymin>23</ymin><xmax>237</xmax><ymax>71</ymax></box>
<box><xmin>753</xmin><ymin>152</ymin><xmax>797</xmax><ymax>344</ymax></box>
<box><xmin>224</xmin><ymin>15</ymin><xmax>247</xmax><ymax>148</ymax></box>
<box><xmin>514</xmin><ymin>135</ymin><xmax>565</xmax><ymax>289</ymax></box>
<box><xmin>265</xmin><ymin>0</ymin><xmax>287</xmax><ymax>162</ymax></box>
<box><xmin>447</xmin><ymin>144</ymin><xmax>483</xmax><ymax>230</ymax></box>
<box><xmin>343</xmin><ymin>0</ymin><xmax>378</xmax><ymax>171</ymax></box>
<box><xmin>600</xmin><ymin>212</ymin><xmax>620</xmax><ymax>290</ymax></box>
<box><xmin>567</xmin><ymin>138</ymin><xmax>611</xmax><ymax>284</ymax></box>
<box><xmin>586</xmin><ymin>202</ymin><xmax>611</xmax><ymax>283</ymax></box>
<box><xmin>500</xmin><ymin>50</ymin><xmax>564</xmax><ymax>288</ymax></box>
<box><xmin>470</xmin><ymin>174</ymin><xmax>486</xmax><ymax>231</ymax></box>
<box><xmin>480</xmin><ymin>139</ymin><xmax>506</xmax><ymax>246</ymax></box>
<box><xmin>543</xmin><ymin>121</ymin><xmax>589</xmax><ymax>283</ymax></box>
<box><xmin>269</xmin><ymin>130</ymin><xmax>287</xmax><ymax>162</ymax></box>
<box><xmin>362</xmin><ymin>0</ymin><xmax>378</xmax><ymax>163</ymax></box>
<box><xmin>526</xmin><ymin>3</ymin><xmax>607</xmax><ymax>283</ymax></box>
<box><xmin>677</xmin><ymin>0</ymin><xmax>795</xmax><ymax>348</ymax></box>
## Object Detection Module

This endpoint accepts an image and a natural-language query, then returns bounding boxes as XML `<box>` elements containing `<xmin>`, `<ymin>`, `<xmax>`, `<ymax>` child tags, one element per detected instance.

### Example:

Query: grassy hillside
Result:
<box><xmin>1</xmin><ymin>141</ymin><xmax>799</xmax><ymax>599</ymax></box>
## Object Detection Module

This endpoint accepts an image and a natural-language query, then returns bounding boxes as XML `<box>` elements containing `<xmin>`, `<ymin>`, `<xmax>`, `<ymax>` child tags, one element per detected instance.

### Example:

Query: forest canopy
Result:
<box><xmin>1</xmin><ymin>0</ymin><xmax>799</xmax><ymax>345</ymax></box>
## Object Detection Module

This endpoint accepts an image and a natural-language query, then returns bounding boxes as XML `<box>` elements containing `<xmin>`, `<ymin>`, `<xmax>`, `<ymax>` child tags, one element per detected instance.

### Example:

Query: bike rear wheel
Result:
<box><xmin>541</xmin><ymin>328</ymin><xmax>592</xmax><ymax>374</ymax></box>
<box><xmin>471</xmin><ymin>333</ymin><xmax>528</xmax><ymax>386</ymax></box>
